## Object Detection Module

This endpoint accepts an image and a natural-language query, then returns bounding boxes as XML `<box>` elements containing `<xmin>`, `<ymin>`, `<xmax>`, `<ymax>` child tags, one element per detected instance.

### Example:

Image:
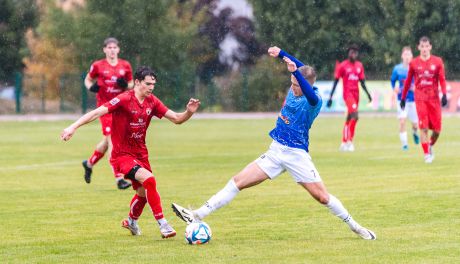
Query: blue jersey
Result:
<box><xmin>391</xmin><ymin>63</ymin><xmax>414</xmax><ymax>101</ymax></box>
<box><xmin>269</xmin><ymin>88</ymin><xmax>322</xmax><ymax>152</ymax></box>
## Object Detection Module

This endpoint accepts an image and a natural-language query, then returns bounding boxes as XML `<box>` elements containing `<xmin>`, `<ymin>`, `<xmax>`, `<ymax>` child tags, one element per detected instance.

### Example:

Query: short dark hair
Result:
<box><xmin>347</xmin><ymin>44</ymin><xmax>359</xmax><ymax>52</ymax></box>
<box><xmin>103</xmin><ymin>37</ymin><xmax>119</xmax><ymax>47</ymax></box>
<box><xmin>419</xmin><ymin>36</ymin><xmax>431</xmax><ymax>44</ymax></box>
<box><xmin>134</xmin><ymin>66</ymin><xmax>157</xmax><ymax>81</ymax></box>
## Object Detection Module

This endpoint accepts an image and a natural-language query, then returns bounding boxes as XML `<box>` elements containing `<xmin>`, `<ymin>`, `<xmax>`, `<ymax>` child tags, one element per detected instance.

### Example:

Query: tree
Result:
<box><xmin>0</xmin><ymin>0</ymin><xmax>38</xmax><ymax>80</ymax></box>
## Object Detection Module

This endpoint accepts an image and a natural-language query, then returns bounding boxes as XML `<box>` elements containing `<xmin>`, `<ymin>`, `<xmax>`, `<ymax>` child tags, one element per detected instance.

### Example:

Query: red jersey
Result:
<box><xmin>104</xmin><ymin>90</ymin><xmax>169</xmax><ymax>161</ymax></box>
<box><xmin>402</xmin><ymin>55</ymin><xmax>446</xmax><ymax>101</ymax></box>
<box><xmin>335</xmin><ymin>59</ymin><xmax>365</xmax><ymax>100</ymax></box>
<box><xmin>89</xmin><ymin>59</ymin><xmax>133</xmax><ymax>106</ymax></box>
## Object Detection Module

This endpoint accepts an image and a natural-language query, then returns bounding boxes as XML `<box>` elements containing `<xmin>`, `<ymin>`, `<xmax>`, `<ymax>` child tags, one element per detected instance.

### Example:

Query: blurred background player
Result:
<box><xmin>61</xmin><ymin>66</ymin><xmax>201</xmax><ymax>238</ymax></box>
<box><xmin>172</xmin><ymin>47</ymin><xmax>376</xmax><ymax>240</ymax></box>
<box><xmin>326</xmin><ymin>44</ymin><xmax>372</xmax><ymax>152</ymax></box>
<box><xmin>400</xmin><ymin>36</ymin><xmax>448</xmax><ymax>163</ymax></box>
<box><xmin>390</xmin><ymin>46</ymin><xmax>419</xmax><ymax>150</ymax></box>
<box><xmin>83</xmin><ymin>37</ymin><xmax>134</xmax><ymax>189</ymax></box>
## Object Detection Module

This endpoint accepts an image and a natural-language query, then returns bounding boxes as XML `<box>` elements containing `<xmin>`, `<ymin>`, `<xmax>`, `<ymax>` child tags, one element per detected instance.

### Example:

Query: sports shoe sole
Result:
<box><xmin>161</xmin><ymin>231</ymin><xmax>177</xmax><ymax>239</ymax></box>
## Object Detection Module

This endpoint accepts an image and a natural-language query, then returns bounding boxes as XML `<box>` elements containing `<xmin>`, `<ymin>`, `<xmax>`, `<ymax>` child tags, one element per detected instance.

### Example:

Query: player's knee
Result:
<box><xmin>349</xmin><ymin>112</ymin><xmax>359</xmax><ymax>120</ymax></box>
<box><xmin>317</xmin><ymin>193</ymin><xmax>330</xmax><ymax>205</ymax></box>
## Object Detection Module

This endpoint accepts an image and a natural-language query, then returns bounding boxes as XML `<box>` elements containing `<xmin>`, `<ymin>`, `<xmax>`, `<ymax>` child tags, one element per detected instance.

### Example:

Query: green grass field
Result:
<box><xmin>1</xmin><ymin>115</ymin><xmax>459</xmax><ymax>263</ymax></box>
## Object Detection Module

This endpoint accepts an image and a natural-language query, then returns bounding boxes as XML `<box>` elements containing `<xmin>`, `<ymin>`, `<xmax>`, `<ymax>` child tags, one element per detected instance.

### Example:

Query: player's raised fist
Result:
<box><xmin>116</xmin><ymin>78</ymin><xmax>128</xmax><ymax>89</ymax></box>
<box><xmin>268</xmin><ymin>46</ymin><xmax>281</xmax><ymax>57</ymax></box>
<box><xmin>61</xmin><ymin>127</ymin><xmax>76</xmax><ymax>141</ymax></box>
<box><xmin>186</xmin><ymin>98</ymin><xmax>201</xmax><ymax>113</ymax></box>
<box><xmin>283</xmin><ymin>57</ymin><xmax>297</xmax><ymax>72</ymax></box>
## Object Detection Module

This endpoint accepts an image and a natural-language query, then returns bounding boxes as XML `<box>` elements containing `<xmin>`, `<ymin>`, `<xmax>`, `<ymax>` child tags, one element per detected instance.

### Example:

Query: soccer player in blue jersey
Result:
<box><xmin>172</xmin><ymin>46</ymin><xmax>376</xmax><ymax>240</ymax></box>
<box><xmin>391</xmin><ymin>46</ymin><xmax>419</xmax><ymax>150</ymax></box>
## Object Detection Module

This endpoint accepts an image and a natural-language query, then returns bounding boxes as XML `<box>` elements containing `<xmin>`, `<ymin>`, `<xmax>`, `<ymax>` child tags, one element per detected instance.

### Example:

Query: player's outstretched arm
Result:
<box><xmin>61</xmin><ymin>106</ymin><xmax>109</xmax><ymax>141</ymax></box>
<box><xmin>268</xmin><ymin>46</ymin><xmax>304</xmax><ymax>67</ymax></box>
<box><xmin>164</xmin><ymin>98</ymin><xmax>201</xmax><ymax>124</ymax></box>
<box><xmin>284</xmin><ymin>57</ymin><xmax>318</xmax><ymax>106</ymax></box>
<box><xmin>359</xmin><ymin>80</ymin><xmax>372</xmax><ymax>102</ymax></box>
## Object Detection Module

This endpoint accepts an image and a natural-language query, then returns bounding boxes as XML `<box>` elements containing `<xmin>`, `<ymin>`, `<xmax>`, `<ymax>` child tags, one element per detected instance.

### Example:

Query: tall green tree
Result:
<box><xmin>250</xmin><ymin>0</ymin><xmax>460</xmax><ymax>79</ymax></box>
<box><xmin>0</xmin><ymin>0</ymin><xmax>38</xmax><ymax>80</ymax></box>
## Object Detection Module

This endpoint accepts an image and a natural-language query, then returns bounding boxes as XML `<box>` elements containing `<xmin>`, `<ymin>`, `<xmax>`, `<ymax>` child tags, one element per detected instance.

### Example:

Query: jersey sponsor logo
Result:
<box><xmin>146</xmin><ymin>108</ymin><xmax>152</xmax><ymax>115</ymax></box>
<box><xmin>348</xmin><ymin>73</ymin><xmax>359</xmax><ymax>81</ymax></box>
<box><xmin>109</xmin><ymin>97</ymin><xmax>120</xmax><ymax>105</ymax></box>
<box><xmin>130</xmin><ymin>132</ymin><xmax>143</xmax><ymax>139</ymax></box>
<box><xmin>106</xmin><ymin>87</ymin><xmax>122</xmax><ymax>93</ymax></box>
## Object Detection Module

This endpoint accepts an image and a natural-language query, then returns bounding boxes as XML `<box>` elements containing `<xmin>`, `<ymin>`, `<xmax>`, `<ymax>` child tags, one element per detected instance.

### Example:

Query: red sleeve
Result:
<box><xmin>359</xmin><ymin>62</ymin><xmax>365</xmax><ymax>80</ymax></box>
<box><xmin>438</xmin><ymin>58</ymin><xmax>447</xmax><ymax>95</ymax></box>
<box><xmin>152</xmin><ymin>96</ymin><xmax>169</xmax><ymax>118</ymax></box>
<box><xmin>104</xmin><ymin>93</ymin><xmax>128</xmax><ymax>113</ymax></box>
<box><xmin>88</xmin><ymin>62</ymin><xmax>99</xmax><ymax>79</ymax></box>
<box><xmin>402</xmin><ymin>61</ymin><xmax>414</xmax><ymax>100</ymax></box>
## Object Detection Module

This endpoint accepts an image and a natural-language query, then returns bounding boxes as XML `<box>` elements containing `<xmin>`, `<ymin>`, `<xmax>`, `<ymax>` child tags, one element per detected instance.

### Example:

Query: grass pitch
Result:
<box><xmin>0</xmin><ymin>115</ymin><xmax>459</xmax><ymax>263</ymax></box>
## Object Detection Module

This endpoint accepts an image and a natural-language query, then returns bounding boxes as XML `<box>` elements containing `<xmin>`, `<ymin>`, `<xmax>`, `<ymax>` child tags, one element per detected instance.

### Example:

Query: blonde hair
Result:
<box><xmin>298</xmin><ymin>65</ymin><xmax>316</xmax><ymax>84</ymax></box>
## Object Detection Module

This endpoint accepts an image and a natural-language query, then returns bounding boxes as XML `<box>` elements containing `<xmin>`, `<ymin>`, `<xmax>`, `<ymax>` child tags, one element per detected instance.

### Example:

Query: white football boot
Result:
<box><xmin>159</xmin><ymin>222</ymin><xmax>176</xmax><ymax>238</ymax></box>
<box><xmin>121</xmin><ymin>218</ymin><xmax>141</xmax><ymax>236</ymax></box>
<box><xmin>339</xmin><ymin>142</ymin><xmax>348</xmax><ymax>152</ymax></box>
<box><xmin>172</xmin><ymin>203</ymin><xmax>197</xmax><ymax>224</ymax></box>
<box><xmin>352</xmin><ymin>225</ymin><xmax>377</xmax><ymax>240</ymax></box>
<box><xmin>347</xmin><ymin>141</ymin><xmax>355</xmax><ymax>152</ymax></box>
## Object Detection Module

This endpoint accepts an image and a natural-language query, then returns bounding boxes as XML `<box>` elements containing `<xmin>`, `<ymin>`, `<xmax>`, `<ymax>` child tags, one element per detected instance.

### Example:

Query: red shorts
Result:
<box><xmin>110</xmin><ymin>155</ymin><xmax>152</xmax><ymax>190</ymax></box>
<box><xmin>415</xmin><ymin>100</ymin><xmax>442</xmax><ymax>131</ymax></box>
<box><xmin>99</xmin><ymin>114</ymin><xmax>112</xmax><ymax>136</ymax></box>
<box><xmin>344</xmin><ymin>97</ymin><xmax>359</xmax><ymax>114</ymax></box>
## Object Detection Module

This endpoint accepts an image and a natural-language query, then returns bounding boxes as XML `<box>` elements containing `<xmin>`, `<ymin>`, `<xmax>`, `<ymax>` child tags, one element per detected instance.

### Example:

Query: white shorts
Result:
<box><xmin>397</xmin><ymin>100</ymin><xmax>418</xmax><ymax>123</ymax></box>
<box><xmin>255</xmin><ymin>140</ymin><xmax>322</xmax><ymax>183</ymax></box>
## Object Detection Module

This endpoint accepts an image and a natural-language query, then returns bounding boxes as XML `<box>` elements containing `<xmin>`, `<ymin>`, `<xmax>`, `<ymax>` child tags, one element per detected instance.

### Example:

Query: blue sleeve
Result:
<box><xmin>279</xmin><ymin>50</ymin><xmax>304</xmax><ymax>67</ymax></box>
<box><xmin>292</xmin><ymin>70</ymin><xmax>318</xmax><ymax>106</ymax></box>
<box><xmin>390</xmin><ymin>67</ymin><xmax>398</xmax><ymax>89</ymax></box>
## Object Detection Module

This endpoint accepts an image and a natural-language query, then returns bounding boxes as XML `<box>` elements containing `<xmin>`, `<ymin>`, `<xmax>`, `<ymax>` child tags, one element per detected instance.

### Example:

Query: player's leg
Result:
<box><xmin>283</xmin><ymin>148</ymin><xmax>375</xmax><ymax>240</ymax></box>
<box><xmin>347</xmin><ymin>111</ymin><xmax>358</xmax><ymax>151</ymax></box>
<box><xmin>82</xmin><ymin>136</ymin><xmax>108</xmax><ymax>183</ymax></box>
<box><xmin>299</xmin><ymin>182</ymin><xmax>375</xmax><ymax>240</ymax></box>
<box><xmin>128</xmin><ymin>165</ymin><xmax>176</xmax><ymax>238</ymax></box>
<box><xmin>192</xmin><ymin>162</ymin><xmax>270</xmax><ymax>220</ymax></box>
<box><xmin>173</xmin><ymin>142</ymin><xmax>283</xmax><ymax>223</ymax></box>
<box><xmin>107</xmin><ymin>136</ymin><xmax>131</xmax><ymax>190</ymax></box>
<box><xmin>407</xmin><ymin>102</ymin><xmax>419</xmax><ymax>145</ymax></box>
<box><xmin>122</xmin><ymin>186</ymin><xmax>146</xmax><ymax>235</ymax></box>
<box><xmin>415</xmin><ymin>100</ymin><xmax>433</xmax><ymax>162</ymax></box>
<box><xmin>397</xmin><ymin>100</ymin><xmax>409</xmax><ymax>150</ymax></box>
<box><xmin>342</xmin><ymin>98</ymin><xmax>358</xmax><ymax>151</ymax></box>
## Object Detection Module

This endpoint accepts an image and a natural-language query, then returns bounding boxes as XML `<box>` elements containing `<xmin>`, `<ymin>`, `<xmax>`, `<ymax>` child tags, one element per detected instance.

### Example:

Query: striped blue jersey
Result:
<box><xmin>391</xmin><ymin>63</ymin><xmax>414</xmax><ymax>101</ymax></box>
<box><xmin>269</xmin><ymin>87</ymin><xmax>322</xmax><ymax>152</ymax></box>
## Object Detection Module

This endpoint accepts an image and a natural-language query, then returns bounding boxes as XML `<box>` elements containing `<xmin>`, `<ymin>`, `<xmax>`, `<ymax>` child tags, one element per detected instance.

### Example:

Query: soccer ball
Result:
<box><xmin>185</xmin><ymin>222</ymin><xmax>212</xmax><ymax>245</ymax></box>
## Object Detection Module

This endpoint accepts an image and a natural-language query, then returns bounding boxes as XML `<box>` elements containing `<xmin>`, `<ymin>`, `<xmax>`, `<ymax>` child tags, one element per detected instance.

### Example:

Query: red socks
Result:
<box><xmin>342</xmin><ymin>119</ymin><xmax>358</xmax><ymax>142</ymax></box>
<box><xmin>129</xmin><ymin>194</ymin><xmax>147</xmax><ymax>220</ymax></box>
<box><xmin>421</xmin><ymin>142</ymin><xmax>430</xmax><ymax>155</ymax></box>
<box><xmin>142</xmin><ymin>177</ymin><xmax>164</xmax><ymax>220</ymax></box>
<box><xmin>348</xmin><ymin>119</ymin><xmax>357</xmax><ymax>141</ymax></box>
<box><xmin>342</xmin><ymin>121</ymin><xmax>349</xmax><ymax>142</ymax></box>
<box><xmin>88</xmin><ymin>150</ymin><xmax>104</xmax><ymax>166</ymax></box>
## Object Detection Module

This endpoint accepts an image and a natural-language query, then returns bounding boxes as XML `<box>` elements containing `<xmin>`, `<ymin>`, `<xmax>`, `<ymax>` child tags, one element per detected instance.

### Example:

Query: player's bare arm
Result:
<box><xmin>61</xmin><ymin>106</ymin><xmax>109</xmax><ymax>141</ymax></box>
<box><xmin>164</xmin><ymin>98</ymin><xmax>201</xmax><ymax>124</ymax></box>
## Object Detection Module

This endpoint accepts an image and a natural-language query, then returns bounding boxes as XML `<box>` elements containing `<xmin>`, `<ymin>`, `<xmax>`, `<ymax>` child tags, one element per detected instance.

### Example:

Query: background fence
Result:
<box><xmin>1</xmin><ymin>72</ymin><xmax>460</xmax><ymax>114</ymax></box>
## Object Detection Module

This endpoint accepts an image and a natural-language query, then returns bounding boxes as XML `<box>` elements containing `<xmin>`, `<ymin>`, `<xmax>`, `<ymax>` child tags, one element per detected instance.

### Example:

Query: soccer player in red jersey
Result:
<box><xmin>83</xmin><ymin>37</ymin><xmax>134</xmax><ymax>189</ymax></box>
<box><xmin>326</xmin><ymin>44</ymin><xmax>372</xmax><ymax>152</ymax></box>
<box><xmin>61</xmin><ymin>66</ymin><xmax>201</xmax><ymax>238</ymax></box>
<box><xmin>400</xmin><ymin>36</ymin><xmax>448</xmax><ymax>163</ymax></box>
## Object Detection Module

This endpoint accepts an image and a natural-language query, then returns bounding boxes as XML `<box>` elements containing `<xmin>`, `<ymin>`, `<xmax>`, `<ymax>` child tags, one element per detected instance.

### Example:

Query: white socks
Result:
<box><xmin>157</xmin><ymin>218</ymin><xmax>167</xmax><ymax>226</ymax></box>
<box><xmin>195</xmin><ymin>179</ymin><xmax>240</xmax><ymax>219</ymax></box>
<box><xmin>326</xmin><ymin>194</ymin><xmax>359</xmax><ymax>230</ymax></box>
<box><xmin>399</xmin><ymin>131</ymin><xmax>408</xmax><ymax>147</ymax></box>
